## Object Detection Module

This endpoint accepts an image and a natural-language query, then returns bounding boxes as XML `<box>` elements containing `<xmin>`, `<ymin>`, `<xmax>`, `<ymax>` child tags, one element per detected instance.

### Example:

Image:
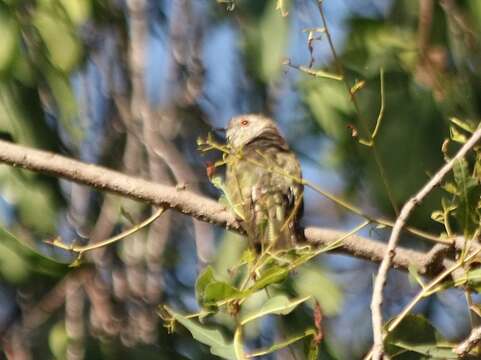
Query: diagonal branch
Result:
<box><xmin>370</xmin><ymin>126</ymin><xmax>481</xmax><ymax>360</ymax></box>
<box><xmin>0</xmin><ymin>139</ymin><xmax>449</xmax><ymax>275</ymax></box>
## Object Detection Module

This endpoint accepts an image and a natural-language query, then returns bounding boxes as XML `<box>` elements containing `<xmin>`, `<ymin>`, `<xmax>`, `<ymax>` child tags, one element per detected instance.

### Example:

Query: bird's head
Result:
<box><xmin>226</xmin><ymin>114</ymin><xmax>282</xmax><ymax>150</ymax></box>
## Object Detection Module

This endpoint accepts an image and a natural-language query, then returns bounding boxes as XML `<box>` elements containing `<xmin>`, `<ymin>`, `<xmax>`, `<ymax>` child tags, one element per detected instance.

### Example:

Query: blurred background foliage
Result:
<box><xmin>0</xmin><ymin>0</ymin><xmax>480</xmax><ymax>359</ymax></box>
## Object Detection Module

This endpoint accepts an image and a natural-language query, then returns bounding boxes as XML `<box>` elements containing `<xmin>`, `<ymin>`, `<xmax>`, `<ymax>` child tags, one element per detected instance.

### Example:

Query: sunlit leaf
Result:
<box><xmin>450</xmin><ymin>126</ymin><xmax>467</xmax><ymax>144</ymax></box>
<box><xmin>204</xmin><ymin>281</ymin><xmax>242</xmax><ymax>306</ymax></box>
<box><xmin>34</xmin><ymin>6</ymin><xmax>82</xmax><ymax>73</ymax></box>
<box><xmin>430</xmin><ymin>210</ymin><xmax>445</xmax><ymax>224</ymax></box>
<box><xmin>165</xmin><ymin>307</ymin><xmax>236</xmax><ymax>360</ymax></box>
<box><xmin>59</xmin><ymin>0</ymin><xmax>92</xmax><ymax>25</ymax></box>
<box><xmin>196</xmin><ymin>265</ymin><xmax>244</xmax><ymax>307</ymax></box>
<box><xmin>441</xmin><ymin>182</ymin><xmax>458</xmax><ymax>195</ymax></box>
<box><xmin>196</xmin><ymin>266</ymin><xmax>216</xmax><ymax>303</ymax></box>
<box><xmin>240</xmin><ymin>294</ymin><xmax>310</xmax><ymax>325</ymax></box>
<box><xmin>250</xmin><ymin>264</ymin><xmax>289</xmax><ymax>291</ymax></box>
<box><xmin>450</xmin><ymin>117</ymin><xmax>476</xmax><ymax>133</ymax></box>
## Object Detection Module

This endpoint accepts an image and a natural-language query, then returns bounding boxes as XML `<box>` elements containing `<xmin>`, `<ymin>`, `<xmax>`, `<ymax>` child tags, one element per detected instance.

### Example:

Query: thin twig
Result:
<box><xmin>370</xmin><ymin>126</ymin><xmax>481</xmax><ymax>360</ymax></box>
<box><xmin>46</xmin><ymin>207</ymin><xmax>166</xmax><ymax>255</ymax></box>
<box><xmin>316</xmin><ymin>0</ymin><xmax>399</xmax><ymax>215</ymax></box>
<box><xmin>359</xmin><ymin>69</ymin><xmax>385</xmax><ymax>147</ymax></box>
<box><xmin>284</xmin><ymin>59</ymin><xmax>343</xmax><ymax>81</ymax></box>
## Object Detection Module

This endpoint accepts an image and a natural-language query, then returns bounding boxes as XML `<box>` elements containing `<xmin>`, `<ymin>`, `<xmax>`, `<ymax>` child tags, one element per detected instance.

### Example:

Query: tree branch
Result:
<box><xmin>370</xmin><ymin>126</ymin><xmax>481</xmax><ymax>360</ymax></box>
<box><xmin>0</xmin><ymin>139</ymin><xmax>449</xmax><ymax>275</ymax></box>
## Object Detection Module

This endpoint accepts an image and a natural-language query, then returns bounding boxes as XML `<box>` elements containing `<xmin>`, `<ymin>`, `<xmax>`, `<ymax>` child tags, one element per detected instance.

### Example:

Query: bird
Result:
<box><xmin>224</xmin><ymin>114</ymin><xmax>304</xmax><ymax>250</ymax></box>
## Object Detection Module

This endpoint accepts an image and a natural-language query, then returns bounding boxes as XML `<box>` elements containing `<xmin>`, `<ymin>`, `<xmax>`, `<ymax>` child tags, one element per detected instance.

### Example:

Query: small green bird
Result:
<box><xmin>224</xmin><ymin>114</ymin><xmax>303</xmax><ymax>250</ymax></box>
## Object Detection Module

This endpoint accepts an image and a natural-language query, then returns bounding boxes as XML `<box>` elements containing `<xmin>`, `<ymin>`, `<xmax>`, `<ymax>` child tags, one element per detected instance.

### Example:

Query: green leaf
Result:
<box><xmin>240</xmin><ymin>294</ymin><xmax>310</xmax><ymax>325</ymax></box>
<box><xmin>196</xmin><ymin>266</ymin><xmax>244</xmax><ymax>307</ymax></box>
<box><xmin>461</xmin><ymin>268</ymin><xmax>481</xmax><ymax>293</ymax></box>
<box><xmin>0</xmin><ymin>226</ymin><xmax>67</xmax><ymax>283</ymax></box>
<box><xmin>165</xmin><ymin>307</ymin><xmax>236</xmax><ymax>360</ymax></box>
<box><xmin>196</xmin><ymin>266</ymin><xmax>216</xmax><ymax>304</ymax></box>
<box><xmin>450</xmin><ymin>126</ymin><xmax>467</xmax><ymax>144</ymax></box>
<box><xmin>0</xmin><ymin>8</ymin><xmax>18</xmax><ymax>74</ymax></box>
<box><xmin>238</xmin><ymin>248</ymin><xmax>256</xmax><ymax>267</ymax></box>
<box><xmin>430</xmin><ymin>210</ymin><xmax>445</xmax><ymax>224</ymax></box>
<box><xmin>441</xmin><ymin>182</ymin><xmax>458</xmax><ymax>195</ymax></box>
<box><xmin>0</xmin><ymin>241</ymin><xmax>29</xmax><ymax>283</ymax></box>
<box><xmin>293</xmin><ymin>266</ymin><xmax>343</xmax><ymax>316</ymax></box>
<box><xmin>250</xmin><ymin>264</ymin><xmax>289</xmax><ymax>291</ymax></box>
<box><xmin>450</xmin><ymin>117</ymin><xmax>476</xmax><ymax>133</ymax></box>
<box><xmin>247</xmin><ymin>329</ymin><xmax>316</xmax><ymax>358</ymax></box>
<box><xmin>385</xmin><ymin>314</ymin><xmax>455</xmax><ymax>359</ymax></box>
<box><xmin>59</xmin><ymin>0</ymin><xmax>92</xmax><ymax>25</ymax></box>
<box><xmin>307</xmin><ymin>338</ymin><xmax>320</xmax><ymax>360</ymax></box>
<box><xmin>453</xmin><ymin>158</ymin><xmax>480</xmax><ymax>237</ymax></box>
<box><xmin>16</xmin><ymin>180</ymin><xmax>59</xmax><ymax>233</ymax></box>
<box><xmin>34</xmin><ymin>7</ymin><xmax>82</xmax><ymax>73</ymax></box>
<box><xmin>391</xmin><ymin>341</ymin><xmax>457</xmax><ymax>359</ymax></box>
<box><xmin>204</xmin><ymin>281</ymin><xmax>243</xmax><ymax>306</ymax></box>
<box><xmin>441</xmin><ymin>197</ymin><xmax>457</xmax><ymax>213</ymax></box>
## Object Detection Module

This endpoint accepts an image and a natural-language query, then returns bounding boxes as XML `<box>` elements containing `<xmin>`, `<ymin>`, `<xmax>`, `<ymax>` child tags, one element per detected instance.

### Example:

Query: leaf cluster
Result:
<box><xmin>161</xmin><ymin>243</ymin><xmax>337</xmax><ymax>359</ymax></box>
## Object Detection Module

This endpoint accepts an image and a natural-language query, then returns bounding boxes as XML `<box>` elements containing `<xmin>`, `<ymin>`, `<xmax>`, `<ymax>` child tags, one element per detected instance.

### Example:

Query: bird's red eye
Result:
<box><xmin>240</xmin><ymin>119</ymin><xmax>249</xmax><ymax>127</ymax></box>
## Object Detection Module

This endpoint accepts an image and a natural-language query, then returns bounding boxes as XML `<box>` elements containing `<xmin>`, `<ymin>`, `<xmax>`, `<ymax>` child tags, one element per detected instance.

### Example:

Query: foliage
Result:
<box><xmin>162</xmin><ymin>244</ymin><xmax>326</xmax><ymax>358</ymax></box>
<box><xmin>385</xmin><ymin>315</ymin><xmax>457</xmax><ymax>359</ymax></box>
